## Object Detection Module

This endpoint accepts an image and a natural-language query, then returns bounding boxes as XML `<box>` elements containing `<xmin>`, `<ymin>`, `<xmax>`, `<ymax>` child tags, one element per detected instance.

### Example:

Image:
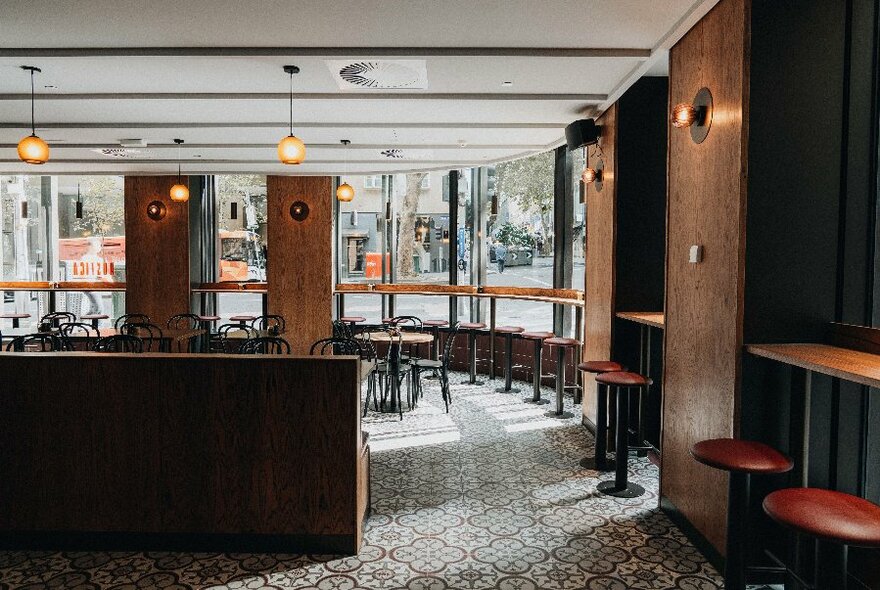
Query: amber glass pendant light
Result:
<box><xmin>336</xmin><ymin>139</ymin><xmax>355</xmax><ymax>202</ymax></box>
<box><xmin>17</xmin><ymin>66</ymin><xmax>50</xmax><ymax>165</ymax></box>
<box><xmin>278</xmin><ymin>65</ymin><xmax>306</xmax><ymax>165</ymax></box>
<box><xmin>169</xmin><ymin>139</ymin><xmax>189</xmax><ymax>202</ymax></box>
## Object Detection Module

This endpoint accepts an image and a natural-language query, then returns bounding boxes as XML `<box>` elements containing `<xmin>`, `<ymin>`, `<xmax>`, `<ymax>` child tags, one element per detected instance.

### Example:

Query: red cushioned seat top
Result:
<box><xmin>0</xmin><ymin>313</ymin><xmax>31</xmax><ymax>319</ymax></box>
<box><xmin>381</xmin><ymin>317</ymin><xmax>396</xmax><ymax>324</ymax></box>
<box><xmin>339</xmin><ymin>316</ymin><xmax>365</xmax><ymax>323</ymax></box>
<box><xmin>495</xmin><ymin>326</ymin><xmax>524</xmax><ymax>334</ymax></box>
<box><xmin>423</xmin><ymin>319</ymin><xmax>449</xmax><ymax>326</ymax></box>
<box><xmin>80</xmin><ymin>314</ymin><xmax>109</xmax><ymax>320</ymax></box>
<box><xmin>763</xmin><ymin>488</ymin><xmax>880</xmax><ymax>548</ymax></box>
<box><xmin>595</xmin><ymin>371</ymin><xmax>651</xmax><ymax>387</ymax></box>
<box><xmin>198</xmin><ymin>315</ymin><xmax>220</xmax><ymax>322</ymax></box>
<box><xmin>578</xmin><ymin>360</ymin><xmax>624</xmax><ymax>374</ymax></box>
<box><xmin>690</xmin><ymin>438</ymin><xmax>793</xmax><ymax>474</ymax></box>
<box><xmin>460</xmin><ymin>322</ymin><xmax>487</xmax><ymax>330</ymax></box>
<box><xmin>520</xmin><ymin>331</ymin><xmax>555</xmax><ymax>340</ymax></box>
<box><xmin>545</xmin><ymin>337</ymin><xmax>580</xmax><ymax>347</ymax></box>
<box><xmin>230</xmin><ymin>315</ymin><xmax>257</xmax><ymax>321</ymax></box>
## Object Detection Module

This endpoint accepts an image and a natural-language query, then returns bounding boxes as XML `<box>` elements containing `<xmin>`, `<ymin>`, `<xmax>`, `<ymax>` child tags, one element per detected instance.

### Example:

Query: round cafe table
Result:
<box><xmin>358</xmin><ymin>331</ymin><xmax>434</xmax><ymax>414</ymax></box>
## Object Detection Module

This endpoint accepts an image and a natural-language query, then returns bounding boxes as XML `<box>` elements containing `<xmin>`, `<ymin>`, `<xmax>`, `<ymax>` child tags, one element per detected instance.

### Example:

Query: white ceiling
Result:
<box><xmin>0</xmin><ymin>0</ymin><xmax>719</xmax><ymax>175</ymax></box>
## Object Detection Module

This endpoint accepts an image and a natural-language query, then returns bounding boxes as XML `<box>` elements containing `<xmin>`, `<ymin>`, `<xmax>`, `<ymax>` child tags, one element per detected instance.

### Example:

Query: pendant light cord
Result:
<box><xmin>177</xmin><ymin>142</ymin><xmax>182</xmax><ymax>183</ymax></box>
<box><xmin>29</xmin><ymin>69</ymin><xmax>36</xmax><ymax>136</ymax></box>
<box><xmin>289</xmin><ymin>71</ymin><xmax>294</xmax><ymax>136</ymax></box>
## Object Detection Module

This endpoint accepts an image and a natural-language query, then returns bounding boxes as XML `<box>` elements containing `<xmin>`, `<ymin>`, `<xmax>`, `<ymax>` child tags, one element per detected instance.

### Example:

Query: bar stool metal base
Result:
<box><xmin>497</xmin><ymin>386</ymin><xmax>521</xmax><ymax>393</ymax></box>
<box><xmin>525</xmin><ymin>397</ymin><xmax>550</xmax><ymax>405</ymax></box>
<box><xmin>545</xmin><ymin>410</ymin><xmax>575</xmax><ymax>419</ymax></box>
<box><xmin>597</xmin><ymin>480</ymin><xmax>645</xmax><ymax>498</ymax></box>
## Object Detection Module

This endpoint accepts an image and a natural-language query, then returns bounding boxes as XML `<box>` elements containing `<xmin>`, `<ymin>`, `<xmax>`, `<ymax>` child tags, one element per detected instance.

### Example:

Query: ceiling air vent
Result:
<box><xmin>92</xmin><ymin>148</ymin><xmax>149</xmax><ymax>159</ymax></box>
<box><xmin>327</xmin><ymin>60</ymin><xmax>428</xmax><ymax>90</ymax></box>
<box><xmin>381</xmin><ymin>149</ymin><xmax>404</xmax><ymax>159</ymax></box>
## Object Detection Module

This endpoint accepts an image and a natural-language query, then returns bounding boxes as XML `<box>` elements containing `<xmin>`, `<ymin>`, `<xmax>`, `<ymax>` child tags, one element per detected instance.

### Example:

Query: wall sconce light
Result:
<box><xmin>289</xmin><ymin>200</ymin><xmax>309</xmax><ymax>222</ymax></box>
<box><xmin>582</xmin><ymin>145</ymin><xmax>605</xmax><ymax>192</ymax></box>
<box><xmin>671</xmin><ymin>87</ymin><xmax>713</xmax><ymax>144</ymax></box>
<box><xmin>230</xmin><ymin>201</ymin><xmax>238</xmax><ymax>220</ymax></box>
<box><xmin>146</xmin><ymin>200</ymin><xmax>167</xmax><ymax>221</ymax></box>
<box><xmin>75</xmin><ymin>183</ymin><xmax>83</xmax><ymax>219</ymax></box>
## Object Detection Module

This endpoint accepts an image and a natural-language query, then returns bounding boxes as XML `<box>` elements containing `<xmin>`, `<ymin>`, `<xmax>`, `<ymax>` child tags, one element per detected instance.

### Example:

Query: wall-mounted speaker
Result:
<box><xmin>565</xmin><ymin>119</ymin><xmax>601</xmax><ymax>151</ymax></box>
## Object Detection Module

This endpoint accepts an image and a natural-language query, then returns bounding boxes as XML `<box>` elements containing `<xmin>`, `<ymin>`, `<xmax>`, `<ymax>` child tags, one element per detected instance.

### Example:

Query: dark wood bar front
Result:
<box><xmin>0</xmin><ymin>353</ymin><xmax>368</xmax><ymax>554</ymax></box>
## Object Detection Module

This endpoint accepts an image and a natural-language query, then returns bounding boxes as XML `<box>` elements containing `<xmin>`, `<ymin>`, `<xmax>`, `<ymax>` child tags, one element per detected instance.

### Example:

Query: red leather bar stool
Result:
<box><xmin>460</xmin><ymin>322</ymin><xmax>487</xmax><ymax>385</ymax></box>
<box><xmin>230</xmin><ymin>314</ymin><xmax>256</xmax><ymax>327</ymax></box>
<box><xmin>577</xmin><ymin>360</ymin><xmax>625</xmax><ymax>471</ymax></box>
<box><xmin>763</xmin><ymin>488</ymin><xmax>880</xmax><ymax>590</ymax></box>
<box><xmin>595</xmin><ymin>371</ymin><xmax>651</xmax><ymax>498</ymax></box>
<box><xmin>544</xmin><ymin>337</ymin><xmax>580</xmax><ymax>418</ymax></box>
<box><xmin>0</xmin><ymin>312</ymin><xmax>30</xmax><ymax>329</ymax></box>
<box><xmin>520</xmin><ymin>331</ymin><xmax>554</xmax><ymax>405</ymax></box>
<box><xmin>495</xmin><ymin>326</ymin><xmax>524</xmax><ymax>393</ymax></box>
<box><xmin>80</xmin><ymin>313</ymin><xmax>109</xmax><ymax>329</ymax></box>
<box><xmin>690</xmin><ymin>438</ymin><xmax>794</xmax><ymax>590</ymax></box>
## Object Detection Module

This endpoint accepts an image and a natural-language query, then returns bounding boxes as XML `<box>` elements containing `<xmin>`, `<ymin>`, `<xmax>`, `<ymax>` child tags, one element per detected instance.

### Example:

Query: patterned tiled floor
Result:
<box><xmin>1</xmin><ymin>372</ymin><xmax>744</xmax><ymax>589</ymax></box>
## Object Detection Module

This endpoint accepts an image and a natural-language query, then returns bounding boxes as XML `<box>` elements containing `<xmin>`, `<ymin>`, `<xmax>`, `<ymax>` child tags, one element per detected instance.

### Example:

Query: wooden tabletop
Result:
<box><xmin>224</xmin><ymin>329</ymin><xmax>285</xmax><ymax>340</ymax></box>
<box><xmin>358</xmin><ymin>331</ymin><xmax>434</xmax><ymax>344</ymax></box>
<box><xmin>616</xmin><ymin>312</ymin><xmax>665</xmax><ymax>329</ymax></box>
<box><xmin>0</xmin><ymin>327</ymin><xmax>204</xmax><ymax>342</ymax></box>
<box><xmin>746</xmin><ymin>343</ymin><xmax>880</xmax><ymax>389</ymax></box>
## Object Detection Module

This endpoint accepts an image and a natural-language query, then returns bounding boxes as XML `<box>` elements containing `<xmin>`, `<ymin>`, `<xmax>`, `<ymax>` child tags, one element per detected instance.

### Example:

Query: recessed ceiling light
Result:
<box><xmin>501</xmin><ymin>81</ymin><xmax>513</xmax><ymax>87</ymax></box>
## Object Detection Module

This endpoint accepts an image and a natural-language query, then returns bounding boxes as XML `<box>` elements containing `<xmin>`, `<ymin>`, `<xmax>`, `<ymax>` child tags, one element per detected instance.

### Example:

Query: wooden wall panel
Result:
<box><xmin>124</xmin><ymin>176</ymin><xmax>191</xmax><ymax>327</ymax></box>
<box><xmin>267</xmin><ymin>176</ymin><xmax>333</xmax><ymax>354</ymax></box>
<box><xmin>582</xmin><ymin>104</ymin><xmax>618</xmax><ymax>424</ymax></box>
<box><xmin>661</xmin><ymin>0</ymin><xmax>750</xmax><ymax>553</ymax></box>
<box><xmin>0</xmin><ymin>353</ymin><xmax>364</xmax><ymax>553</ymax></box>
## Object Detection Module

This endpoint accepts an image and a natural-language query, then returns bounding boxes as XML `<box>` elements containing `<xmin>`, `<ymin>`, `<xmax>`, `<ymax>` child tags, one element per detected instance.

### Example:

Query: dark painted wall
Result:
<box><xmin>742</xmin><ymin>0</ymin><xmax>879</xmax><ymax>586</ymax></box>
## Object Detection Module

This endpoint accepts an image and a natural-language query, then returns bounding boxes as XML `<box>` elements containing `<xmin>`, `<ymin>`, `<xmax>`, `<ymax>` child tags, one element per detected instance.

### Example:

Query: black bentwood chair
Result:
<box><xmin>58</xmin><ymin>322</ymin><xmax>101</xmax><ymax>351</ymax></box>
<box><xmin>239</xmin><ymin>336</ymin><xmax>291</xmax><ymax>354</ymax></box>
<box><xmin>309</xmin><ymin>337</ymin><xmax>363</xmax><ymax>356</ymax></box>
<box><xmin>215</xmin><ymin>323</ymin><xmax>256</xmax><ymax>353</ymax></box>
<box><xmin>5</xmin><ymin>333</ymin><xmax>64</xmax><ymax>352</ymax></box>
<box><xmin>114</xmin><ymin>313</ymin><xmax>151</xmax><ymax>329</ymax></box>
<box><xmin>167</xmin><ymin>313</ymin><xmax>201</xmax><ymax>329</ymax></box>
<box><xmin>250</xmin><ymin>315</ymin><xmax>286</xmax><ymax>334</ymax></box>
<box><xmin>93</xmin><ymin>334</ymin><xmax>144</xmax><ymax>353</ymax></box>
<box><xmin>39</xmin><ymin>311</ymin><xmax>77</xmax><ymax>329</ymax></box>
<box><xmin>410</xmin><ymin>322</ymin><xmax>461</xmax><ymax>413</ymax></box>
<box><xmin>121</xmin><ymin>322</ymin><xmax>165</xmax><ymax>352</ymax></box>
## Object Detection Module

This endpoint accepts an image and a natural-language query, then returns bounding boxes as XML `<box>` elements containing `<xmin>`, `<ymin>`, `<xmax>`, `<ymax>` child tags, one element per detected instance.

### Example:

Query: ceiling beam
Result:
<box><xmin>0</xmin><ymin>121</ymin><xmax>567</xmax><ymax>129</ymax></box>
<box><xmin>0</xmin><ymin>47</ymin><xmax>651</xmax><ymax>58</ymax></box>
<box><xmin>0</xmin><ymin>143</ymin><xmax>548</xmax><ymax>150</ymax></box>
<box><xmin>0</xmin><ymin>158</ymin><xmax>493</xmax><ymax>165</ymax></box>
<box><xmin>0</xmin><ymin>92</ymin><xmax>606</xmax><ymax>102</ymax></box>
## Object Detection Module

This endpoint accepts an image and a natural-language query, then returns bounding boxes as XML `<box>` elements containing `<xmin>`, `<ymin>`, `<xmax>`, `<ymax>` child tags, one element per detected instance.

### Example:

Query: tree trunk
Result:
<box><xmin>396</xmin><ymin>173</ymin><xmax>426</xmax><ymax>278</ymax></box>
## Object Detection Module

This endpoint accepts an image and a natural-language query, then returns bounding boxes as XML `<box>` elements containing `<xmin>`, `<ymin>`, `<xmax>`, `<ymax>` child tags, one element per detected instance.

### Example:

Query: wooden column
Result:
<box><xmin>661</xmin><ymin>0</ymin><xmax>749</xmax><ymax>554</ymax></box>
<box><xmin>582</xmin><ymin>104</ymin><xmax>618</xmax><ymax>425</ymax></box>
<box><xmin>267</xmin><ymin>175</ymin><xmax>333</xmax><ymax>354</ymax></box>
<box><xmin>124</xmin><ymin>176</ymin><xmax>190</xmax><ymax>327</ymax></box>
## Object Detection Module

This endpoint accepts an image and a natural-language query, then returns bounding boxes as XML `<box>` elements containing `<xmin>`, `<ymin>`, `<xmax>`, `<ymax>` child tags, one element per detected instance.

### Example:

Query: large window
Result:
<box><xmin>215</xmin><ymin>174</ymin><xmax>267</xmax><ymax>320</ymax></box>
<box><xmin>0</xmin><ymin>175</ymin><xmax>125</xmax><ymax>327</ymax></box>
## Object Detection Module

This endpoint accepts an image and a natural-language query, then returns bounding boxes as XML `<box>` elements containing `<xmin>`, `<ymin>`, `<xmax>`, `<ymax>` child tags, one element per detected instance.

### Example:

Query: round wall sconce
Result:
<box><xmin>582</xmin><ymin>158</ymin><xmax>604</xmax><ymax>192</ymax></box>
<box><xmin>146</xmin><ymin>200</ymin><xmax>167</xmax><ymax>221</ymax></box>
<box><xmin>289</xmin><ymin>200</ymin><xmax>310</xmax><ymax>222</ymax></box>
<box><xmin>671</xmin><ymin>87</ymin><xmax>713</xmax><ymax>144</ymax></box>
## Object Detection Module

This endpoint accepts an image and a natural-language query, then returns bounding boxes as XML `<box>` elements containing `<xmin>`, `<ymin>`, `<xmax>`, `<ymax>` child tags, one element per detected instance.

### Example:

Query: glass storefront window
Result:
<box><xmin>215</xmin><ymin>174</ymin><xmax>267</xmax><ymax>320</ymax></box>
<box><xmin>0</xmin><ymin>175</ymin><xmax>125</xmax><ymax>327</ymax></box>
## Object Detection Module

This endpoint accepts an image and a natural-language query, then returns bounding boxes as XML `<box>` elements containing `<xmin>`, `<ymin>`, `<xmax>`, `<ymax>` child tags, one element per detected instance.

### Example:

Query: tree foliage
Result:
<box><xmin>217</xmin><ymin>174</ymin><xmax>267</xmax><ymax>231</ymax></box>
<box><xmin>495</xmin><ymin>151</ymin><xmax>554</xmax><ymax>255</ymax></box>
<box><xmin>494</xmin><ymin>222</ymin><xmax>534</xmax><ymax>249</ymax></box>
<box><xmin>74</xmin><ymin>176</ymin><xmax>124</xmax><ymax>238</ymax></box>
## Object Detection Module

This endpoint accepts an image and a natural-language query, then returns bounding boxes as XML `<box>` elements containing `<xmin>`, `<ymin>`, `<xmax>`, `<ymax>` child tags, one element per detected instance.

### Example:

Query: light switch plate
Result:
<box><xmin>689</xmin><ymin>244</ymin><xmax>703</xmax><ymax>264</ymax></box>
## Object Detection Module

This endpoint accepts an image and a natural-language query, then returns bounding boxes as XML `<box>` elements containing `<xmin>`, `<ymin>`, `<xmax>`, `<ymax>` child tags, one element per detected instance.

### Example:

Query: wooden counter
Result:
<box><xmin>616</xmin><ymin>311</ymin><xmax>665</xmax><ymax>329</ymax></box>
<box><xmin>0</xmin><ymin>353</ymin><xmax>368</xmax><ymax>554</ymax></box>
<box><xmin>745</xmin><ymin>343</ymin><xmax>880</xmax><ymax>389</ymax></box>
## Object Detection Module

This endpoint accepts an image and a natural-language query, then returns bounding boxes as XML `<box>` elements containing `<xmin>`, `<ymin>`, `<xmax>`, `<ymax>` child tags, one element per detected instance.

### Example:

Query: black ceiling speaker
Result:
<box><xmin>565</xmin><ymin>118</ymin><xmax>601</xmax><ymax>150</ymax></box>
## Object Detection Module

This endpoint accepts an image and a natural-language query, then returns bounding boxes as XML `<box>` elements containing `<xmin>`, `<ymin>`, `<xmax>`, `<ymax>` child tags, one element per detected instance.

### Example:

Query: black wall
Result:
<box><xmin>742</xmin><ymin>0</ymin><xmax>879</xmax><ymax>586</ymax></box>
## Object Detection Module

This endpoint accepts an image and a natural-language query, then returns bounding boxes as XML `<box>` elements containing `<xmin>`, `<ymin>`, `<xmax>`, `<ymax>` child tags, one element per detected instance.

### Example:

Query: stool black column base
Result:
<box><xmin>579</xmin><ymin>457</ymin><xmax>616</xmax><ymax>471</ymax></box>
<box><xmin>545</xmin><ymin>410</ymin><xmax>575</xmax><ymax>419</ymax></box>
<box><xmin>597</xmin><ymin>480</ymin><xmax>645</xmax><ymax>498</ymax></box>
<box><xmin>524</xmin><ymin>397</ymin><xmax>550</xmax><ymax>405</ymax></box>
<box><xmin>497</xmin><ymin>386</ymin><xmax>521</xmax><ymax>393</ymax></box>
